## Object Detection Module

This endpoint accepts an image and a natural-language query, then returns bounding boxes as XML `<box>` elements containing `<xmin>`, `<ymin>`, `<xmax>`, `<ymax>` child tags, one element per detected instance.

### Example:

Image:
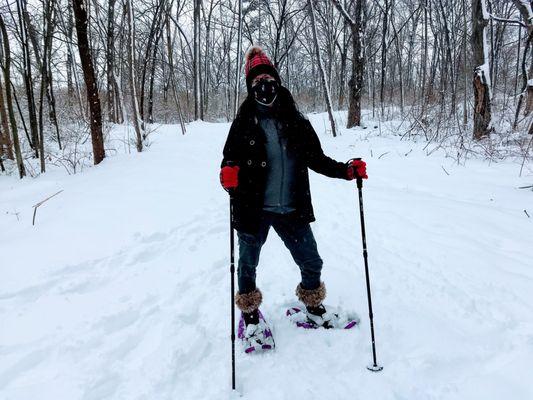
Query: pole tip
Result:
<box><xmin>367</xmin><ymin>364</ymin><xmax>383</xmax><ymax>372</ymax></box>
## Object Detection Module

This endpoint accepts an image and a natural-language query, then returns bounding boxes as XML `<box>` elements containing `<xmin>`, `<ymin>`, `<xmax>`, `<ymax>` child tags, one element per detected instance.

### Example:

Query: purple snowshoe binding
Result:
<box><xmin>238</xmin><ymin>310</ymin><xmax>275</xmax><ymax>354</ymax></box>
<box><xmin>286</xmin><ymin>305</ymin><xmax>359</xmax><ymax>329</ymax></box>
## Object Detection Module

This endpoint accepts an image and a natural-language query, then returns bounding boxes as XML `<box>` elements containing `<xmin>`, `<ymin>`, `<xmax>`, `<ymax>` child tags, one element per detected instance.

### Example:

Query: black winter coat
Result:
<box><xmin>221</xmin><ymin>93</ymin><xmax>348</xmax><ymax>234</ymax></box>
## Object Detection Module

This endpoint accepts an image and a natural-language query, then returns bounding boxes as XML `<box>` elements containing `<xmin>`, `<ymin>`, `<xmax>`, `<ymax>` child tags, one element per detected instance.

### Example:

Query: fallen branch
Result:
<box><xmin>32</xmin><ymin>190</ymin><xmax>64</xmax><ymax>226</ymax></box>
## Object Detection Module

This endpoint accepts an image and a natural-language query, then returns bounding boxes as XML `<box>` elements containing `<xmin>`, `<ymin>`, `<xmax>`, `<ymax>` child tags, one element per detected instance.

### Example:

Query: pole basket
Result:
<box><xmin>367</xmin><ymin>364</ymin><xmax>383</xmax><ymax>372</ymax></box>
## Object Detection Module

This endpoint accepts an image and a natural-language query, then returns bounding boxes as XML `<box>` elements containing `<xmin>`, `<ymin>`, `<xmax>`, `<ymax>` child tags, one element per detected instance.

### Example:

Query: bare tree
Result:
<box><xmin>512</xmin><ymin>0</ymin><xmax>533</xmax><ymax>121</ymax></box>
<box><xmin>71</xmin><ymin>0</ymin><xmax>105</xmax><ymax>164</ymax></box>
<box><xmin>0</xmin><ymin>14</ymin><xmax>25</xmax><ymax>177</ymax></box>
<box><xmin>472</xmin><ymin>0</ymin><xmax>492</xmax><ymax>139</ymax></box>
<box><xmin>107</xmin><ymin>0</ymin><xmax>117</xmax><ymax>123</ymax></box>
<box><xmin>126</xmin><ymin>0</ymin><xmax>144</xmax><ymax>152</ymax></box>
<box><xmin>331</xmin><ymin>0</ymin><xmax>366</xmax><ymax>128</ymax></box>
<box><xmin>233</xmin><ymin>0</ymin><xmax>243</xmax><ymax>118</ymax></box>
<box><xmin>379</xmin><ymin>0</ymin><xmax>390</xmax><ymax>117</ymax></box>
<box><xmin>308</xmin><ymin>0</ymin><xmax>337</xmax><ymax>137</ymax></box>
<box><xmin>193</xmin><ymin>0</ymin><xmax>202</xmax><ymax>120</ymax></box>
<box><xmin>0</xmin><ymin>74</ymin><xmax>14</xmax><ymax>160</ymax></box>
<box><xmin>165</xmin><ymin>11</ymin><xmax>186</xmax><ymax>134</ymax></box>
<box><xmin>16</xmin><ymin>0</ymin><xmax>40</xmax><ymax>158</ymax></box>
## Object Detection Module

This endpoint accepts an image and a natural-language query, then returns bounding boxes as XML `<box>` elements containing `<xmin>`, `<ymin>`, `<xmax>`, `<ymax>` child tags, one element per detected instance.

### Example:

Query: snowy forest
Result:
<box><xmin>1</xmin><ymin>1</ymin><xmax>533</xmax><ymax>400</ymax></box>
<box><xmin>0</xmin><ymin>0</ymin><xmax>531</xmax><ymax>176</ymax></box>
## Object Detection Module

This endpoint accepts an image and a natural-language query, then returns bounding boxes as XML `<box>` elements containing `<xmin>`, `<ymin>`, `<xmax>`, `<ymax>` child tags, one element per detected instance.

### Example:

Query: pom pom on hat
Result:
<box><xmin>244</xmin><ymin>45</ymin><xmax>281</xmax><ymax>92</ymax></box>
<box><xmin>245</xmin><ymin>45</ymin><xmax>265</xmax><ymax>62</ymax></box>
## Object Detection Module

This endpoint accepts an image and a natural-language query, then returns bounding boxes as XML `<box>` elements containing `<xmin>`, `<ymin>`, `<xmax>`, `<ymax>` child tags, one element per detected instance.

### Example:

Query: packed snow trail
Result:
<box><xmin>1</xmin><ymin>113</ymin><xmax>532</xmax><ymax>400</ymax></box>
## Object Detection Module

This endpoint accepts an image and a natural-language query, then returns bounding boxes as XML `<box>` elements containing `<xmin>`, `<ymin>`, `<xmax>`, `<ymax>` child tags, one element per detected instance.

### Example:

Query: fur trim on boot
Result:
<box><xmin>295</xmin><ymin>282</ymin><xmax>326</xmax><ymax>308</ymax></box>
<box><xmin>235</xmin><ymin>288</ymin><xmax>263</xmax><ymax>313</ymax></box>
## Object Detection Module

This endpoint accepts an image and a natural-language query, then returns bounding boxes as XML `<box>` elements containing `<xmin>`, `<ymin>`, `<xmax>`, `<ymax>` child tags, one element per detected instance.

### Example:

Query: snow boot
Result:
<box><xmin>235</xmin><ymin>289</ymin><xmax>275</xmax><ymax>353</ymax></box>
<box><xmin>286</xmin><ymin>303</ymin><xmax>359</xmax><ymax>329</ymax></box>
<box><xmin>238</xmin><ymin>309</ymin><xmax>275</xmax><ymax>353</ymax></box>
<box><xmin>305</xmin><ymin>303</ymin><xmax>335</xmax><ymax>329</ymax></box>
<box><xmin>288</xmin><ymin>283</ymin><xmax>358</xmax><ymax>329</ymax></box>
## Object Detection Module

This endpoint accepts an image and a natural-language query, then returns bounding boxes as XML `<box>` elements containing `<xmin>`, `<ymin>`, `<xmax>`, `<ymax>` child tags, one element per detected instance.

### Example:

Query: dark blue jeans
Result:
<box><xmin>237</xmin><ymin>211</ymin><xmax>323</xmax><ymax>294</ymax></box>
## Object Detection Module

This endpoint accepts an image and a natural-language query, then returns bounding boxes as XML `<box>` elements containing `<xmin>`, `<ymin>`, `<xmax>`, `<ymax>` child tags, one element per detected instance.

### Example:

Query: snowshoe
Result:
<box><xmin>286</xmin><ymin>304</ymin><xmax>359</xmax><ymax>329</ymax></box>
<box><xmin>237</xmin><ymin>309</ymin><xmax>275</xmax><ymax>353</ymax></box>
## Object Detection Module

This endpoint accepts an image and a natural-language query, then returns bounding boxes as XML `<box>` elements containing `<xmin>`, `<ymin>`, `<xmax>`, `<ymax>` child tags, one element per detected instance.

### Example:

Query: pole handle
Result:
<box><xmin>348</xmin><ymin>157</ymin><xmax>364</xmax><ymax>189</ymax></box>
<box><xmin>355</xmin><ymin>156</ymin><xmax>363</xmax><ymax>189</ymax></box>
<box><xmin>223</xmin><ymin>161</ymin><xmax>238</xmax><ymax>197</ymax></box>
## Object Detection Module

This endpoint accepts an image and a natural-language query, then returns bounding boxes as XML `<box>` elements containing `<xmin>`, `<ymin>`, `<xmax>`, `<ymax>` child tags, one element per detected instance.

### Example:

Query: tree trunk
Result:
<box><xmin>471</xmin><ymin>0</ymin><xmax>492</xmax><ymax>140</ymax></box>
<box><xmin>308</xmin><ymin>0</ymin><xmax>337</xmax><ymax>137</ymax></box>
<box><xmin>107</xmin><ymin>0</ymin><xmax>116</xmax><ymax>123</ymax></box>
<box><xmin>36</xmin><ymin>0</ymin><xmax>58</xmax><ymax>173</ymax></box>
<box><xmin>193</xmin><ymin>0</ymin><xmax>202</xmax><ymax>120</ymax></box>
<box><xmin>166</xmin><ymin>15</ymin><xmax>186</xmax><ymax>134</ymax></box>
<box><xmin>380</xmin><ymin>0</ymin><xmax>390</xmax><ymax>117</ymax></box>
<box><xmin>66</xmin><ymin>5</ymin><xmax>74</xmax><ymax>101</ymax></box>
<box><xmin>391</xmin><ymin>16</ymin><xmax>404</xmax><ymax>113</ymax></box>
<box><xmin>512</xmin><ymin>0</ymin><xmax>533</xmax><ymax>117</ymax></box>
<box><xmin>463</xmin><ymin>0</ymin><xmax>468</xmax><ymax>125</ymax></box>
<box><xmin>233</xmin><ymin>0</ymin><xmax>243</xmax><ymax>118</ymax></box>
<box><xmin>139</xmin><ymin>0</ymin><xmax>165</xmax><ymax>127</ymax></box>
<box><xmin>421</xmin><ymin>0</ymin><xmax>428</xmax><ymax>119</ymax></box>
<box><xmin>148</xmin><ymin>48</ymin><xmax>157</xmax><ymax>124</ymax></box>
<box><xmin>437</xmin><ymin>0</ymin><xmax>456</xmax><ymax>115</ymax></box>
<box><xmin>126</xmin><ymin>0</ymin><xmax>144</xmax><ymax>152</ymax></box>
<box><xmin>337</xmin><ymin>32</ymin><xmax>348</xmax><ymax>109</ymax></box>
<box><xmin>514</xmin><ymin>30</ymin><xmax>533</xmax><ymax>129</ymax></box>
<box><xmin>0</xmin><ymin>74</ymin><xmax>14</xmax><ymax>160</ymax></box>
<box><xmin>71</xmin><ymin>0</ymin><xmax>105</xmax><ymax>164</ymax></box>
<box><xmin>0</xmin><ymin>15</ymin><xmax>25</xmax><ymax>178</ymax></box>
<box><xmin>330</xmin><ymin>0</ymin><xmax>365</xmax><ymax>129</ymax></box>
<box><xmin>16</xmin><ymin>0</ymin><xmax>40</xmax><ymax>156</ymax></box>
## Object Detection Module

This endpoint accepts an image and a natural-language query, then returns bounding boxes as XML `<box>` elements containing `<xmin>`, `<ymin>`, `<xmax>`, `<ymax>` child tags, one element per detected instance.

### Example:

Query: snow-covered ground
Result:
<box><xmin>1</xmin><ymin>112</ymin><xmax>532</xmax><ymax>400</ymax></box>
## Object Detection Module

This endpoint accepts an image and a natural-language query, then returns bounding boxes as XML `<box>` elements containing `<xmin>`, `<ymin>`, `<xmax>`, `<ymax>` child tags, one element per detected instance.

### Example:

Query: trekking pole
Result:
<box><xmin>352</xmin><ymin>158</ymin><xmax>383</xmax><ymax>372</ymax></box>
<box><xmin>226</xmin><ymin>162</ymin><xmax>237</xmax><ymax>391</ymax></box>
<box><xmin>230</xmin><ymin>192</ymin><xmax>236</xmax><ymax>389</ymax></box>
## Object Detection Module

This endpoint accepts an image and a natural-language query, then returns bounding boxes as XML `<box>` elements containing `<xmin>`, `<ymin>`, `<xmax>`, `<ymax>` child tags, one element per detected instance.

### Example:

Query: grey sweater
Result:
<box><xmin>256</xmin><ymin>103</ymin><xmax>297</xmax><ymax>214</ymax></box>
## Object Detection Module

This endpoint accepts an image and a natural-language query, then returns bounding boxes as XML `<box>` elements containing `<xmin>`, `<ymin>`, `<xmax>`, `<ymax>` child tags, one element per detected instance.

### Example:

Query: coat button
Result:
<box><xmin>250</xmin><ymin>140</ymin><xmax>255</xmax><ymax>145</ymax></box>
<box><xmin>247</xmin><ymin>160</ymin><xmax>252</xmax><ymax>165</ymax></box>
<box><xmin>261</xmin><ymin>161</ymin><xmax>266</xmax><ymax>167</ymax></box>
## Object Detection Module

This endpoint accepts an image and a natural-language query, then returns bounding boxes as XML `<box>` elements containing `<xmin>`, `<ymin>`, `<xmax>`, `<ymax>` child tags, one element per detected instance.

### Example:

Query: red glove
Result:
<box><xmin>220</xmin><ymin>165</ymin><xmax>240</xmax><ymax>189</ymax></box>
<box><xmin>347</xmin><ymin>159</ymin><xmax>368</xmax><ymax>180</ymax></box>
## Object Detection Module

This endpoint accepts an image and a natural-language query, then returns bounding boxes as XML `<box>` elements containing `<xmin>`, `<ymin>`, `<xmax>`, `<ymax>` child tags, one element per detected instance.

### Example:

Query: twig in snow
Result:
<box><xmin>441</xmin><ymin>166</ymin><xmax>450</xmax><ymax>175</ymax></box>
<box><xmin>525</xmin><ymin>210</ymin><xmax>530</xmax><ymax>218</ymax></box>
<box><xmin>519</xmin><ymin>133</ymin><xmax>533</xmax><ymax>177</ymax></box>
<box><xmin>408</xmin><ymin>116</ymin><xmax>429</xmax><ymax>141</ymax></box>
<box><xmin>404</xmin><ymin>149</ymin><xmax>413</xmax><ymax>157</ymax></box>
<box><xmin>7</xmin><ymin>210</ymin><xmax>20</xmax><ymax>221</ymax></box>
<box><xmin>32</xmin><ymin>190</ymin><xmax>64</xmax><ymax>226</ymax></box>
<box><xmin>518</xmin><ymin>185</ymin><xmax>533</xmax><ymax>190</ymax></box>
<box><xmin>378</xmin><ymin>151</ymin><xmax>389</xmax><ymax>159</ymax></box>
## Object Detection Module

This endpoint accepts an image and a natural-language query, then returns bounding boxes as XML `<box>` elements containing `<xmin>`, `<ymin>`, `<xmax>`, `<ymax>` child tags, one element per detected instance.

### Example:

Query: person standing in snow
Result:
<box><xmin>220</xmin><ymin>46</ymin><xmax>367</xmax><ymax>348</ymax></box>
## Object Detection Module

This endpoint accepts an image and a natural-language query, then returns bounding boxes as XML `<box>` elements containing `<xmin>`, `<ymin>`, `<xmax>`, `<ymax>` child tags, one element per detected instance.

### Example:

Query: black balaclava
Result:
<box><xmin>252</xmin><ymin>79</ymin><xmax>279</xmax><ymax>106</ymax></box>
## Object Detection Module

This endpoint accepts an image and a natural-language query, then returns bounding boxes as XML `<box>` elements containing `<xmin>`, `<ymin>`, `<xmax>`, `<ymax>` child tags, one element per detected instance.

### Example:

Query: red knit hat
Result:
<box><xmin>244</xmin><ymin>46</ymin><xmax>281</xmax><ymax>92</ymax></box>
